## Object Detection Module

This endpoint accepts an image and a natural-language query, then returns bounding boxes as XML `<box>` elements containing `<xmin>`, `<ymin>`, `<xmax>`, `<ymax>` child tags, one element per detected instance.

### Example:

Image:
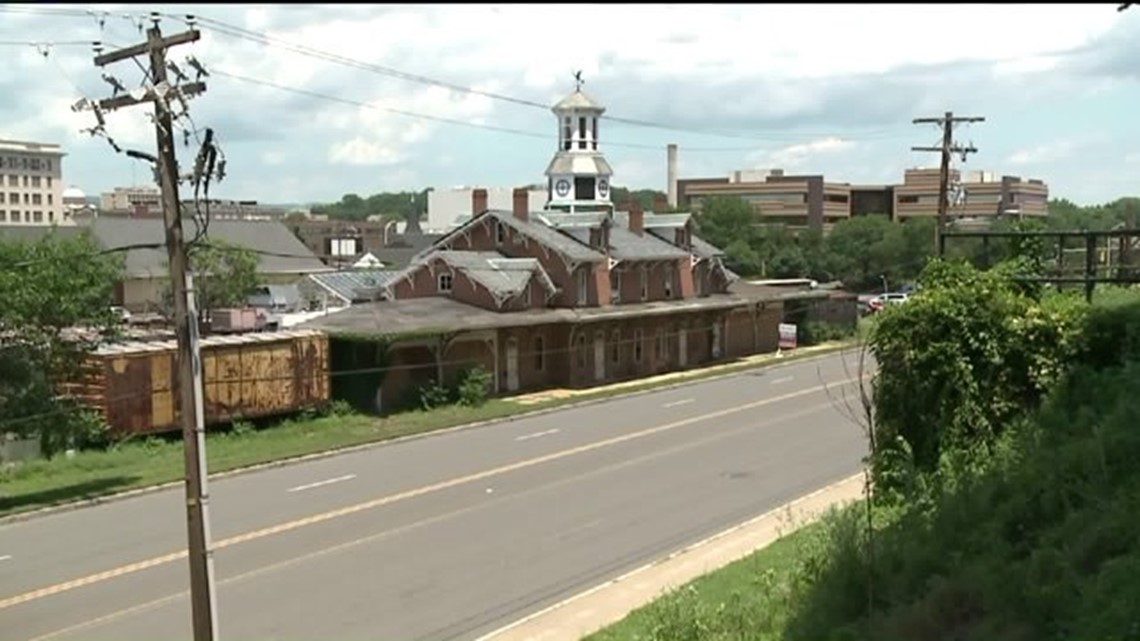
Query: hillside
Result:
<box><xmin>590</xmin><ymin>261</ymin><xmax>1140</xmax><ymax>641</ymax></box>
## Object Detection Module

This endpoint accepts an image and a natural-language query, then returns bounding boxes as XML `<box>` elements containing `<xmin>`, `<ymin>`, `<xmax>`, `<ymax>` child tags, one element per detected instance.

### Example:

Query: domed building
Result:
<box><xmin>60</xmin><ymin>185</ymin><xmax>93</xmax><ymax>224</ymax></box>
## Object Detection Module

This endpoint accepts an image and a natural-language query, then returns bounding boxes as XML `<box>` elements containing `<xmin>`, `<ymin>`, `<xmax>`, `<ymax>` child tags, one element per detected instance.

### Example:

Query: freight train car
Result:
<box><xmin>68</xmin><ymin>329</ymin><xmax>329</xmax><ymax>437</ymax></box>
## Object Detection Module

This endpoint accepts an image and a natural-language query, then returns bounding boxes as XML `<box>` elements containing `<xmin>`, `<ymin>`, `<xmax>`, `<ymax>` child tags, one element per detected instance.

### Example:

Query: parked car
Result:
<box><xmin>867</xmin><ymin>292</ymin><xmax>910</xmax><ymax>314</ymax></box>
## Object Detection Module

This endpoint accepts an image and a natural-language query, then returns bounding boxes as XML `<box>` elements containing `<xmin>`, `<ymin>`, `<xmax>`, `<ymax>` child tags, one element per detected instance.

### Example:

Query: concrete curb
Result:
<box><xmin>477</xmin><ymin>471</ymin><xmax>868</xmax><ymax>641</ymax></box>
<box><xmin>0</xmin><ymin>343</ymin><xmax>861</xmax><ymax>527</ymax></box>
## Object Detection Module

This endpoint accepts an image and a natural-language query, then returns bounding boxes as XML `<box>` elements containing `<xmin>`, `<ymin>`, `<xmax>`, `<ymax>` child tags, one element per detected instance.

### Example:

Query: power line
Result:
<box><xmin>89</xmin><ymin>19</ymin><xmax>220</xmax><ymax>641</ymax></box>
<box><xmin>911</xmin><ymin>111</ymin><xmax>984</xmax><ymax>246</ymax></box>
<box><xmin>0</xmin><ymin>5</ymin><xmax>912</xmax><ymax>143</ymax></box>
<box><xmin>174</xmin><ymin>13</ymin><xmax>912</xmax><ymax>142</ymax></box>
<box><xmin>208</xmin><ymin>69</ymin><xmax>767</xmax><ymax>152</ymax></box>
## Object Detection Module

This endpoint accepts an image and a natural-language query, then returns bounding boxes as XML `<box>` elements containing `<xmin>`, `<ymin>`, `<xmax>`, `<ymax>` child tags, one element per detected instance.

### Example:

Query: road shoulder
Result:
<box><xmin>478</xmin><ymin>472</ymin><xmax>866</xmax><ymax>641</ymax></box>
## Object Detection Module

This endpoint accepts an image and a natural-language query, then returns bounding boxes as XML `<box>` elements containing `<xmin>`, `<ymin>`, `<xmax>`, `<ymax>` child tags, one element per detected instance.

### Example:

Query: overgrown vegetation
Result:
<box><xmin>0</xmin><ymin>232</ymin><xmax>123</xmax><ymax>456</ymax></box>
<box><xmin>694</xmin><ymin>195</ymin><xmax>1140</xmax><ymax>292</ymax></box>
<box><xmin>592</xmin><ymin>251</ymin><xmax>1140</xmax><ymax>640</ymax></box>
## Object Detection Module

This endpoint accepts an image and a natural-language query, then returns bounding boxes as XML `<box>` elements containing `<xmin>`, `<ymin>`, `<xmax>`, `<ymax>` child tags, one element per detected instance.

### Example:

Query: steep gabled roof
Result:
<box><xmin>83</xmin><ymin>217</ymin><xmax>330</xmax><ymax>278</ymax></box>
<box><xmin>392</xmin><ymin>249</ymin><xmax>559</xmax><ymax>307</ymax></box>
<box><xmin>417</xmin><ymin>209</ymin><xmax>605</xmax><ymax>264</ymax></box>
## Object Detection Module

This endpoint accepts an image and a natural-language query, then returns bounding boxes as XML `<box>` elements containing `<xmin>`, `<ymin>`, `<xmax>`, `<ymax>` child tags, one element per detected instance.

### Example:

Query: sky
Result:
<box><xmin>0</xmin><ymin>3</ymin><xmax>1137</xmax><ymax>207</ymax></box>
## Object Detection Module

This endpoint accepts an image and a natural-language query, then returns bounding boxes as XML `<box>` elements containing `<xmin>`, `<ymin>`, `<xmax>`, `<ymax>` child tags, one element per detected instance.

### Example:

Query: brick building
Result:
<box><xmin>303</xmin><ymin>83</ymin><xmax>834</xmax><ymax>412</ymax></box>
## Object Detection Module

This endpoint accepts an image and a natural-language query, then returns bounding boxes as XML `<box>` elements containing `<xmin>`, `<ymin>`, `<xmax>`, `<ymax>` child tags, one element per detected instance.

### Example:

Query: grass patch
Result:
<box><xmin>586</xmin><ymin>519</ymin><xmax>832</xmax><ymax>641</ymax></box>
<box><xmin>0</xmin><ymin>341</ymin><xmax>857</xmax><ymax>519</ymax></box>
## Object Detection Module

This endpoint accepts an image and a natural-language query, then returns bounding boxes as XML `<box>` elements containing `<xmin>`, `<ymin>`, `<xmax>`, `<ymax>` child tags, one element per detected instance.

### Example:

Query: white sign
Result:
<box><xmin>778</xmin><ymin>323</ymin><xmax>798</xmax><ymax>350</ymax></box>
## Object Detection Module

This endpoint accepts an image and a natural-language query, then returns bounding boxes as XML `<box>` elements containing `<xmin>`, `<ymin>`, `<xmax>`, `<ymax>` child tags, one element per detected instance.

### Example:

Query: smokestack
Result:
<box><xmin>512</xmin><ymin>187</ymin><xmax>529</xmax><ymax>222</ymax></box>
<box><xmin>472</xmin><ymin>188</ymin><xmax>488</xmax><ymax>216</ymax></box>
<box><xmin>628</xmin><ymin>199</ymin><xmax>644</xmax><ymax>236</ymax></box>
<box><xmin>666</xmin><ymin>143</ymin><xmax>678</xmax><ymax>209</ymax></box>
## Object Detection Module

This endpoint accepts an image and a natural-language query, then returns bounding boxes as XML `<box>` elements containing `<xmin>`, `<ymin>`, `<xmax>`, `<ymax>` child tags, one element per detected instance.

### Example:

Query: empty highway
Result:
<box><xmin>0</xmin><ymin>350</ymin><xmax>870</xmax><ymax>641</ymax></box>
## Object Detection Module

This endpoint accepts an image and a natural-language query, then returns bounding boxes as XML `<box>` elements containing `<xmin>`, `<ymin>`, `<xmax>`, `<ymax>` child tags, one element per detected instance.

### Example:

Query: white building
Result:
<box><xmin>99</xmin><ymin>186</ymin><xmax>161</xmax><ymax>213</ymax></box>
<box><xmin>398</xmin><ymin>185</ymin><xmax>548</xmax><ymax>234</ymax></box>
<box><xmin>0</xmin><ymin>139</ymin><xmax>70</xmax><ymax>225</ymax></box>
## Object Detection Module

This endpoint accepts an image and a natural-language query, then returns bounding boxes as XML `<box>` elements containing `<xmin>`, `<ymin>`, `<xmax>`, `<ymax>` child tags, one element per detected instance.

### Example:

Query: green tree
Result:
<box><xmin>311</xmin><ymin>190</ymin><xmax>428</xmax><ymax>221</ymax></box>
<box><xmin>0</xmin><ymin>232</ymin><xmax>123</xmax><ymax>453</ymax></box>
<box><xmin>825</xmin><ymin>215</ymin><xmax>906</xmax><ymax>291</ymax></box>
<box><xmin>188</xmin><ymin>240</ymin><xmax>260</xmax><ymax>314</ymax></box>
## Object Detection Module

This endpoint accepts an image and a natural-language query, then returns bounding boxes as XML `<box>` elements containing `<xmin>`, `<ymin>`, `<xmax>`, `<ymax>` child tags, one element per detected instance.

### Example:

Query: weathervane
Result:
<box><xmin>574</xmin><ymin>70</ymin><xmax>584</xmax><ymax>91</ymax></box>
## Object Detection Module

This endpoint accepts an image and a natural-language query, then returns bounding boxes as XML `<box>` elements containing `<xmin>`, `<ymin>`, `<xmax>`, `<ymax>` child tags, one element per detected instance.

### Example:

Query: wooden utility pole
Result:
<box><xmin>92</xmin><ymin>19</ymin><xmax>218</xmax><ymax>641</ymax></box>
<box><xmin>912</xmin><ymin>111</ymin><xmax>984</xmax><ymax>248</ymax></box>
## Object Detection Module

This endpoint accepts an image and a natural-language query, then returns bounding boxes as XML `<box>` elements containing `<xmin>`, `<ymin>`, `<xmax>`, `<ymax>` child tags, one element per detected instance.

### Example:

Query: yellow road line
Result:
<box><xmin>27</xmin><ymin>400</ymin><xmax>840</xmax><ymax>641</ymax></box>
<box><xmin>1</xmin><ymin>377</ymin><xmax>860</xmax><ymax>613</ymax></box>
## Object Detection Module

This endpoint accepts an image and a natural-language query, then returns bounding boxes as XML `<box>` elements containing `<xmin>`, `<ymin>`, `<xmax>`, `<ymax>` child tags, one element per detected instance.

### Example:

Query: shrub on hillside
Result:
<box><xmin>868</xmin><ymin>259</ymin><xmax>1087</xmax><ymax>498</ymax></box>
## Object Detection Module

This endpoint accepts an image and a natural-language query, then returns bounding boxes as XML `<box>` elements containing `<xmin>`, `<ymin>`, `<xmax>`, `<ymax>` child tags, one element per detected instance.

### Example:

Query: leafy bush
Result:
<box><xmin>785</xmin><ymin>356</ymin><xmax>1140</xmax><ymax>641</ymax></box>
<box><xmin>456</xmin><ymin>366</ymin><xmax>492</xmax><ymax>407</ymax></box>
<box><xmin>868</xmin><ymin>258</ymin><xmax>1087</xmax><ymax>497</ymax></box>
<box><xmin>417</xmin><ymin>381</ymin><xmax>452</xmax><ymax>411</ymax></box>
<box><xmin>797</xmin><ymin>320</ymin><xmax>855</xmax><ymax>346</ymax></box>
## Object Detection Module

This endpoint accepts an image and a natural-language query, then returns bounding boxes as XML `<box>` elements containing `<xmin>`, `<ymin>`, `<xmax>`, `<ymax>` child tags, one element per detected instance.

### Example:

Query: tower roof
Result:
<box><xmin>553</xmin><ymin>88</ymin><xmax>605</xmax><ymax>113</ymax></box>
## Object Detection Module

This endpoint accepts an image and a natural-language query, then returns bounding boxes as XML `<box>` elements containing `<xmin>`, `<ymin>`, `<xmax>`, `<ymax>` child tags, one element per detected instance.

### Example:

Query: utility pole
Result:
<box><xmin>92</xmin><ymin>17</ymin><xmax>218</xmax><ymax>641</ymax></box>
<box><xmin>912</xmin><ymin>111</ymin><xmax>984</xmax><ymax>250</ymax></box>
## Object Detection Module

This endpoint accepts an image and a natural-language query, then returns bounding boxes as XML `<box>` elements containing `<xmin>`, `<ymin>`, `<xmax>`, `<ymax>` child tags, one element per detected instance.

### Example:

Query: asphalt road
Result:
<box><xmin>0</xmin><ymin>350</ymin><xmax>872</xmax><ymax>641</ymax></box>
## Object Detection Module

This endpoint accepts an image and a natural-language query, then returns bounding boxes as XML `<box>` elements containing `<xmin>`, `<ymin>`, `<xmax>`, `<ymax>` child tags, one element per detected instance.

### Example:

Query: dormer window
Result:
<box><xmin>438</xmin><ymin>272</ymin><xmax>453</xmax><ymax>293</ymax></box>
<box><xmin>496</xmin><ymin>220</ymin><xmax>505</xmax><ymax>245</ymax></box>
<box><xmin>664</xmin><ymin>264</ymin><xmax>674</xmax><ymax>299</ymax></box>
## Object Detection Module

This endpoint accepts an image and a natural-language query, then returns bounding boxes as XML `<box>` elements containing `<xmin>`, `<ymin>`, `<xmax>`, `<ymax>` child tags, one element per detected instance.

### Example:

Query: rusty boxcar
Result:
<box><xmin>69</xmin><ymin>328</ymin><xmax>330</xmax><ymax>437</ymax></box>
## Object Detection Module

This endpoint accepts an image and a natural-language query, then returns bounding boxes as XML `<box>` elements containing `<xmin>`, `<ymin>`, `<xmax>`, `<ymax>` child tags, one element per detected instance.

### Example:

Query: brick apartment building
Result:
<box><xmin>678</xmin><ymin>166</ymin><xmax>1049</xmax><ymax>231</ymax></box>
<box><xmin>304</xmin><ymin>83</ymin><xmax>830</xmax><ymax>412</ymax></box>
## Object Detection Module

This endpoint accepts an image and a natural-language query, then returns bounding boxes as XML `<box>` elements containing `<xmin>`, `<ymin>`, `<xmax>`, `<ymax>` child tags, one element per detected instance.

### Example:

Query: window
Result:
<box><xmin>30</xmin><ymin>176</ymin><xmax>41</xmax><ymax>188</ymax></box>
<box><xmin>523</xmin><ymin>282</ymin><xmax>532</xmax><ymax>307</ymax></box>
<box><xmin>610</xmin><ymin>269</ymin><xmax>621</xmax><ymax>303</ymax></box>
<box><xmin>21</xmin><ymin>175</ymin><xmax>28</xmax><ymax>187</ymax></box>
<box><xmin>656</xmin><ymin>327</ymin><xmax>667</xmax><ymax>361</ymax></box>
<box><xmin>31</xmin><ymin>194</ymin><xmax>41</xmax><ymax>205</ymax></box>
<box><xmin>438</xmin><ymin>272</ymin><xmax>453</xmax><ymax>293</ymax></box>
<box><xmin>563</xmin><ymin>118</ymin><xmax>572</xmax><ymax>151</ymax></box>
<box><xmin>640</xmin><ymin>267</ymin><xmax>648</xmax><ymax>300</ymax></box>
<box><xmin>0</xmin><ymin>192</ymin><xmax>4</xmax><ymax>204</ymax></box>
<box><xmin>576</xmin><ymin>268</ymin><xmax>588</xmax><ymax>305</ymax></box>
<box><xmin>48</xmin><ymin>211</ymin><xmax>55</xmax><ymax>222</ymax></box>
<box><xmin>610</xmin><ymin>329</ymin><xmax>620</xmax><ymax>364</ymax></box>
<box><xmin>592</xmin><ymin>118</ymin><xmax>598</xmax><ymax>150</ymax></box>
<box><xmin>46</xmin><ymin>176</ymin><xmax>52</xmax><ymax>188</ymax></box>
<box><xmin>495</xmin><ymin>220</ymin><xmax>505</xmax><ymax>245</ymax></box>
<box><xmin>0</xmin><ymin>210</ymin><xmax>5</xmax><ymax>222</ymax></box>
<box><xmin>575</xmin><ymin>334</ymin><xmax>587</xmax><ymax>368</ymax></box>
<box><xmin>329</xmin><ymin>237</ymin><xmax>359</xmax><ymax>257</ymax></box>
<box><xmin>664</xmin><ymin>265</ymin><xmax>674</xmax><ymax>299</ymax></box>
<box><xmin>578</xmin><ymin>116</ymin><xmax>587</xmax><ymax>150</ymax></box>
<box><xmin>7</xmin><ymin>175</ymin><xmax>16</xmax><ymax>187</ymax></box>
<box><xmin>574</xmin><ymin>176</ymin><xmax>595</xmax><ymax>201</ymax></box>
<box><xmin>534</xmin><ymin>335</ymin><xmax>545</xmax><ymax>371</ymax></box>
<box><xmin>633</xmin><ymin>328</ymin><xmax>644</xmax><ymax>363</ymax></box>
<box><xmin>899</xmin><ymin>195</ymin><xmax>919</xmax><ymax>204</ymax></box>
<box><xmin>47</xmin><ymin>194</ymin><xmax>52</xmax><ymax>205</ymax></box>
<box><xmin>23</xmin><ymin>193</ymin><xmax>29</xmax><ymax>204</ymax></box>
<box><xmin>32</xmin><ymin>211</ymin><xmax>43</xmax><ymax>223</ymax></box>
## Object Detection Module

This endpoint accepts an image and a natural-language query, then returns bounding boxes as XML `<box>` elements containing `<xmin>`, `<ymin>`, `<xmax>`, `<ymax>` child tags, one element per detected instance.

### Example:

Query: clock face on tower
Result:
<box><xmin>598</xmin><ymin>178</ymin><xmax>609</xmax><ymax>198</ymax></box>
<box><xmin>555</xmin><ymin>179</ymin><xmax>571</xmax><ymax>197</ymax></box>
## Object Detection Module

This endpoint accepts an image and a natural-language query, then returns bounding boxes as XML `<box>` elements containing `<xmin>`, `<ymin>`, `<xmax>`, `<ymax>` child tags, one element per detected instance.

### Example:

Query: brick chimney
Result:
<box><xmin>512</xmin><ymin>187</ymin><xmax>529</xmax><ymax>222</ymax></box>
<box><xmin>472</xmin><ymin>188</ymin><xmax>488</xmax><ymax>216</ymax></box>
<box><xmin>628</xmin><ymin>199</ymin><xmax>644</xmax><ymax>236</ymax></box>
<box><xmin>652</xmin><ymin>193</ymin><xmax>668</xmax><ymax>213</ymax></box>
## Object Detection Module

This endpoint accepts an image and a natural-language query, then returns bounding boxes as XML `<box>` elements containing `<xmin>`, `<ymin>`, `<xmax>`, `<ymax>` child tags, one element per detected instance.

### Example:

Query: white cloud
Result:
<box><xmin>747</xmin><ymin>137</ymin><xmax>857</xmax><ymax>170</ymax></box>
<box><xmin>1</xmin><ymin>4</ymin><xmax>1136</xmax><ymax>205</ymax></box>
